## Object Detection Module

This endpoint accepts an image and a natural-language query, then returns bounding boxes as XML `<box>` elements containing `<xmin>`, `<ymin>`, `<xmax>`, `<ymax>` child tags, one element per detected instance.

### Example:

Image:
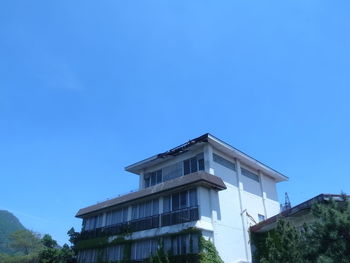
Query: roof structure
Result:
<box><xmin>250</xmin><ymin>194</ymin><xmax>349</xmax><ymax>233</ymax></box>
<box><xmin>76</xmin><ymin>171</ymin><xmax>226</xmax><ymax>218</ymax></box>
<box><xmin>125</xmin><ymin>133</ymin><xmax>288</xmax><ymax>182</ymax></box>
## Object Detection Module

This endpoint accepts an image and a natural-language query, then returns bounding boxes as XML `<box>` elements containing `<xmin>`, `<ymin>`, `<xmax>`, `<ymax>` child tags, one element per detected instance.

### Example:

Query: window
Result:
<box><xmin>258</xmin><ymin>214</ymin><xmax>265</xmax><ymax>222</ymax></box>
<box><xmin>83</xmin><ymin>214</ymin><xmax>104</xmax><ymax>231</ymax></box>
<box><xmin>183</xmin><ymin>154</ymin><xmax>205</xmax><ymax>175</ymax></box>
<box><xmin>213</xmin><ymin>153</ymin><xmax>236</xmax><ymax>171</ymax></box>
<box><xmin>144</xmin><ymin>170</ymin><xmax>162</xmax><ymax>188</ymax></box>
<box><xmin>163</xmin><ymin>233</ymin><xmax>199</xmax><ymax>256</ymax></box>
<box><xmin>131</xmin><ymin>199</ymin><xmax>159</xmax><ymax>220</ymax></box>
<box><xmin>163</xmin><ymin>189</ymin><xmax>197</xmax><ymax>212</ymax></box>
<box><xmin>106</xmin><ymin>245</ymin><xmax>124</xmax><ymax>262</ymax></box>
<box><xmin>78</xmin><ymin>249</ymin><xmax>97</xmax><ymax>263</ymax></box>
<box><xmin>131</xmin><ymin>239</ymin><xmax>158</xmax><ymax>260</ymax></box>
<box><xmin>241</xmin><ymin>167</ymin><xmax>260</xmax><ymax>182</ymax></box>
<box><xmin>105</xmin><ymin>207</ymin><xmax>128</xmax><ymax>226</ymax></box>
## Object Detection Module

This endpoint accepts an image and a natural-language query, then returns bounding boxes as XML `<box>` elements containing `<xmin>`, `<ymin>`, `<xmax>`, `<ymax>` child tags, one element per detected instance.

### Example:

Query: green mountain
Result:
<box><xmin>0</xmin><ymin>210</ymin><xmax>25</xmax><ymax>254</ymax></box>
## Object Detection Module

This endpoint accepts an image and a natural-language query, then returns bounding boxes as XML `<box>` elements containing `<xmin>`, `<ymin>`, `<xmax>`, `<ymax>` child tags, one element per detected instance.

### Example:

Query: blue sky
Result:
<box><xmin>1</xmin><ymin>0</ymin><xmax>350</xmax><ymax>245</ymax></box>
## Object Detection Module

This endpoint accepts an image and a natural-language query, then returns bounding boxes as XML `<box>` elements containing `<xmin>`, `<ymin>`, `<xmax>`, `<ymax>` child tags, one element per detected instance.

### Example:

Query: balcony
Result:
<box><xmin>78</xmin><ymin>207</ymin><xmax>199</xmax><ymax>241</ymax></box>
<box><xmin>129</xmin><ymin>215</ymin><xmax>160</xmax><ymax>232</ymax></box>
<box><xmin>161</xmin><ymin>206</ymin><xmax>199</xmax><ymax>227</ymax></box>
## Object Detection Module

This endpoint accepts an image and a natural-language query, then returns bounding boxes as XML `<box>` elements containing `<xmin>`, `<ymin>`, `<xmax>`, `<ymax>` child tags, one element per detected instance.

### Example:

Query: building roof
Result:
<box><xmin>250</xmin><ymin>194</ymin><xmax>349</xmax><ymax>233</ymax></box>
<box><xmin>76</xmin><ymin>171</ymin><xmax>226</xmax><ymax>218</ymax></box>
<box><xmin>125</xmin><ymin>133</ymin><xmax>288</xmax><ymax>182</ymax></box>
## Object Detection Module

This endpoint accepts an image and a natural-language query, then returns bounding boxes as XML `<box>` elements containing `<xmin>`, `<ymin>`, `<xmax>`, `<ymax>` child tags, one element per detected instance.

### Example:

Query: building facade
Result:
<box><xmin>75</xmin><ymin>134</ymin><xmax>287</xmax><ymax>263</ymax></box>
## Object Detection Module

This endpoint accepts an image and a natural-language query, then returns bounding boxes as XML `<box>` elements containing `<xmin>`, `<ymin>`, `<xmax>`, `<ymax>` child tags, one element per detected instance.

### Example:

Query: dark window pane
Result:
<box><xmin>189</xmin><ymin>189</ymin><xmax>197</xmax><ymax>207</ymax></box>
<box><xmin>150</xmin><ymin>173</ymin><xmax>156</xmax><ymax>186</ymax></box>
<box><xmin>156</xmin><ymin>170</ymin><xmax>162</xmax><ymax>184</ymax></box>
<box><xmin>144</xmin><ymin>177</ymin><xmax>150</xmax><ymax>188</ymax></box>
<box><xmin>163</xmin><ymin>196</ymin><xmax>171</xmax><ymax>213</ymax></box>
<box><xmin>198</xmin><ymin>158</ymin><xmax>204</xmax><ymax>171</ymax></box>
<box><xmin>181</xmin><ymin>235</ymin><xmax>187</xmax><ymax>254</ymax></box>
<box><xmin>152</xmin><ymin>199</ymin><xmax>159</xmax><ymax>215</ymax></box>
<box><xmin>132</xmin><ymin>205</ymin><xmax>138</xmax><ymax>220</ymax></box>
<box><xmin>183</xmin><ymin>160</ymin><xmax>190</xmax><ymax>175</ymax></box>
<box><xmin>180</xmin><ymin>191</ymin><xmax>187</xmax><ymax>208</ymax></box>
<box><xmin>172</xmin><ymin>193</ymin><xmax>180</xmax><ymax>211</ymax></box>
<box><xmin>190</xmin><ymin>157</ymin><xmax>198</xmax><ymax>173</ymax></box>
<box><xmin>123</xmin><ymin>208</ymin><xmax>128</xmax><ymax>222</ymax></box>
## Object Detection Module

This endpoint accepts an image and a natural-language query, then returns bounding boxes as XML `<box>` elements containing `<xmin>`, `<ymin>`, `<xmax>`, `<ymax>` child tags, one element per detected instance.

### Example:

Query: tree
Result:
<box><xmin>260</xmin><ymin>220</ymin><xmax>304</xmax><ymax>263</ymax></box>
<box><xmin>304</xmin><ymin>195</ymin><xmax>350</xmax><ymax>263</ymax></box>
<box><xmin>59</xmin><ymin>244</ymin><xmax>76</xmax><ymax>263</ymax></box>
<box><xmin>199</xmin><ymin>237</ymin><xmax>224</xmax><ymax>263</ymax></box>
<box><xmin>9</xmin><ymin>230</ymin><xmax>42</xmax><ymax>255</ymax></box>
<box><xmin>257</xmin><ymin>194</ymin><xmax>350</xmax><ymax>263</ymax></box>
<box><xmin>41</xmin><ymin>235</ymin><xmax>58</xmax><ymax>249</ymax></box>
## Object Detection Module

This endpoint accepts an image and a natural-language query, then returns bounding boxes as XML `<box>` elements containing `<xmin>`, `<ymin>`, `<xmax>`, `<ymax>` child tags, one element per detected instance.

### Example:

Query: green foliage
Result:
<box><xmin>304</xmin><ymin>194</ymin><xmax>350</xmax><ymax>263</ymax></box>
<box><xmin>260</xmin><ymin>220</ymin><xmax>303</xmax><ymax>263</ymax></box>
<box><xmin>149</xmin><ymin>240</ymin><xmax>170</xmax><ymax>263</ymax></box>
<box><xmin>9</xmin><ymin>230</ymin><xmax>42</xmax><ymax>255</ymax></box>
<box><xmin>0</xmin><ymin>210</ymin><xmax>26</xmax><ymax>254</ymax></box>
<box><xmin>42</xmin><ymin>234</ymin><xmax>59</xmax><ymax>249</ymax></box>
<box><xmin>199</xmin><ymin>237</ymin><xmax>224</xmax><ymax>263</ymax></box>
<box><xmin>254</xmin><ymin>194</ymin><xmax>350</xmax><ymax>263</ymax></box>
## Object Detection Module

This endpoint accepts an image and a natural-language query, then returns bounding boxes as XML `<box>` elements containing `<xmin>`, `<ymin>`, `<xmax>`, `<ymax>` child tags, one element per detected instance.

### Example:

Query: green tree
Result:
<box><xmin>260</xmin><ymin>220</ymin><xmax>304</xmax><ymax>263</ymax></box>
<box><xmin>9</xmin><ymin>230</ymin><xmax>42</xmax><ymax>255</ymax></box>
<box><xmin>304</xmin><ymin>195</ymin><xmax>350</xmax><ymax>263</ymax></box>
<box><xmin>199</xmin><ymin>237</ymin><xmax>224</xmax><ymax>263</ymax></box>
<box><xmin>58</xmin><ymin>244</ymin><xmax>76</xmax><ymax>263</ymax></box>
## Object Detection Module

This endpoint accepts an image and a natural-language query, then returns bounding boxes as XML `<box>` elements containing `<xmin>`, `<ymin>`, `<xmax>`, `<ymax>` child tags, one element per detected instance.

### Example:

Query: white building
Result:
<box><xmin>75</xmin><ymin>134</ymin><xmax>287</xmax><ymax>263</ymax></box>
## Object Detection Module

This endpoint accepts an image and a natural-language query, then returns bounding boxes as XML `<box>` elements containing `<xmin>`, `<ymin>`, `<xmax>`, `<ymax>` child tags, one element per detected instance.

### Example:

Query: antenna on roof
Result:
<box><xmin>281</xmin><ymin>192</ymin><xmax>291</xmax><ymax>211</ymax></box>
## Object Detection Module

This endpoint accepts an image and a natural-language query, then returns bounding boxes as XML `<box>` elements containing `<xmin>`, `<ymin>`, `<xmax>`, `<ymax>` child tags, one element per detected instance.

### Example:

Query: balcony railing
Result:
<box><xmin>161</xmin><ymin>206</ymin><xmax>199</xmax><ymax>227</ymax></box>
<box><xmin>129</xmin><ymin>215</ymin><xmax>159</xmax><ymax>232</ymax></box>
<box><xmin>79</xmin><ymin>207</ymin><xmax>199</xmax><ymax>240</ymax></box>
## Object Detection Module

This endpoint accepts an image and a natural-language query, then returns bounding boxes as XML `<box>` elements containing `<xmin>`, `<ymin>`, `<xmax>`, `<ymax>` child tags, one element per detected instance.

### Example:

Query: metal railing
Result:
<box><xmin>79</xmin><ymin>207</ymin><xmax>199</xmax><ymax>240</ymax></box>
<box><xmin>161</xmin><ymin>206</ymin><xmax>199</xmax><ymax>227</ymax></box>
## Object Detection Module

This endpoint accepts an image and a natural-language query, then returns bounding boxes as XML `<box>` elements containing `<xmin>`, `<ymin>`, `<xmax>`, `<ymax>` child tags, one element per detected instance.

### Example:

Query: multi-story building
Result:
<box><xmin>75</xmin><ymin>134</ymin><xmax>288</xmax><ymax>263</ymax></box>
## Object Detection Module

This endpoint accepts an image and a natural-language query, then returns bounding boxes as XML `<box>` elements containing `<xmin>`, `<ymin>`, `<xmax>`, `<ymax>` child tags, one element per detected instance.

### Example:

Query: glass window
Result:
<box><xmin>183</xmin><ymin>160</ymin><xmax>190</xmax><ymax>175</ymax></box>
<box><xmin>150</xmin><ymin>173</ymin><xmax>156</xmax><ymax>186</ymax></box>
<box><xmin>131</xmin><ymin>205</ymin><xmax>138</xmax><ymax>220</ymax></box>
<box><xmin>180</xmin><ymin>191</ymin><xmax>187</xmax><ymax>208</ymax></box>
<box><xmin>144</xmin><ymin>174</ymin><xmax>150</xmax><ymax>188</ymax></box>
<box><xmin>258</xmin><ymin>214</ymin><xmax>265</xmax><ymax>222</ymax></box>
<box><xmin>123</xmin><ymin>207</ymin><xmax>128</xmax><ymax>222</ymax></box>
<box><xmin>183</xmin><ymin>154</ymin><xmax>205</xmax><ymax>175</ymax></box>
<box><xmin>198</xmin><ymin>158</ymin><xmax>205</xmax><ymax>171</ymax></box>
<box><xmin>156</xmin><ymin>170</ymin><xmax>162</xmax><ymax>184</ymax></box>
<box><xmin>241</xmin><ymin>167</ymin><xmax>260</xmax><ymax>182</ymax></box>
<box><xmin>153</xmin><ymin>199</ymin><xmax>159</xmax><ymax>215</ymax></box>
<box><xmin>163</xmin><ymin>196</ymin><xmax>171</xmax><ymax>213</ymax></box>
<box><xmin>213</xmin><ymin>153</ymin><xmax>236</xmax><ymax>171</ymax></box>
<box><xmin>190</xmin><ymin>157</ymin><xmax>198</xmax><ymax>173</ymax></box>
<box><xmin>189</xmin><ymin>189</ymin><xmax>197</xmax><ymax>207</ymax></box>
<box><xmin>172</xmin><ymin>193</ymin><xmax>180</xmax><ymax>211</ymax></box>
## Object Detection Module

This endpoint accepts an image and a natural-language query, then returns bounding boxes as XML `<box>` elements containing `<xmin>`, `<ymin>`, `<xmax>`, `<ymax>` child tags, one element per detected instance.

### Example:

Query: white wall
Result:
<box><xmin>209</xmin><ymin>148</ymin><xmax>281</xmax><ymax>263</ymax></box>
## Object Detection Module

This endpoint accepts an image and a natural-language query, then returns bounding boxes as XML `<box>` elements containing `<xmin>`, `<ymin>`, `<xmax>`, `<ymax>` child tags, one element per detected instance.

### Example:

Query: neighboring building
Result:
<box><xmin>250</xmin><ymin>193</ymin><xmax>347</xmax><ymax>233</ymax></box>
<box><xmin>249</xmin><ymin>194</ymin><xmax>348</xmax><ymax>263</ymax></box>
<box><xmin>75</xmin><ymin>133</ymin><xmax>288</xmax><ymax>263</ymax></box>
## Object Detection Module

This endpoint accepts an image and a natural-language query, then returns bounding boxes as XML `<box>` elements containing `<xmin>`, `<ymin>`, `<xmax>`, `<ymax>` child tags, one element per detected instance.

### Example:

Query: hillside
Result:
<box><xmin>0</xmin><ymin>210</ymin><xmax>25</xmax><ymax>254</ymax></box>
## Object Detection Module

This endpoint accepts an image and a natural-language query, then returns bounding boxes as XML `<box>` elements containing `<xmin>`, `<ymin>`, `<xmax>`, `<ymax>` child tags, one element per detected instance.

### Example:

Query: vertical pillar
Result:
<box><xmin>258</xmin><ymin>170</ymin><xmax>268</xmax><ymax>218</ymax></box>
<box><xmin>204</xmin><ymin>144</ymin><xmax>215</xmax><ymax>175</ymax></box>
<box><xmin>236</xmin><ymin>159</ymin><xmax>250</xmax><ymax>261</ymax></box>
<box><xmin>139</xmin><ymin>171</ymin><xmax>144</xmax><ymax>190</ymax></box>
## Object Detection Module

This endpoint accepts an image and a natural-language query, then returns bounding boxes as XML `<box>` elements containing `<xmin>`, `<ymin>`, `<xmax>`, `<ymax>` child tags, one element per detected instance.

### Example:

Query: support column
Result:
<box><xmin>258</xmin><ymin>170</ymin><xmax>268</xmax><ymax>218</ymax></box>
<box><xmin>139</xmin><ymin>171</ymin><xmax>144</xmax><ymax>190</ymax></box>
<box><xmin>236</xmin><ymin>159</ymin><xmax>250</xmax><ymax>261</ymax></box>
<box><xmin>204</xmin><ymin>144</ymin><xmax>215</xmax><ymax>175</ymax></box>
